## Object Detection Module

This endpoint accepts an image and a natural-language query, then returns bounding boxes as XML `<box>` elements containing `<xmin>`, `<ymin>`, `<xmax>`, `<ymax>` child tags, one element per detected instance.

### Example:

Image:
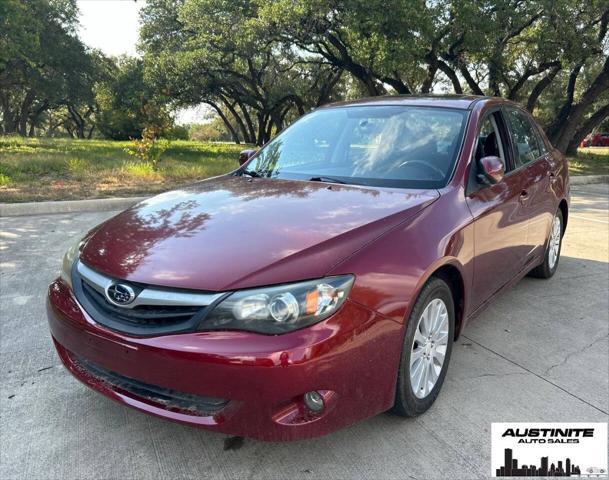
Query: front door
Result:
<box><xmin>465</xmin><ymin>111</ymin><xmax>530</xmax><ymax>311</ymax></box>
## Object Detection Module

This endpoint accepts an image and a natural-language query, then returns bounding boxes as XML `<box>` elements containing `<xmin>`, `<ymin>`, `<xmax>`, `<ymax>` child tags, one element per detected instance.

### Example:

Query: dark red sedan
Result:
<box><xmin>47</xmin><ymin>96</ymin><xmax>569</xmax><ymax>441</ymax></box>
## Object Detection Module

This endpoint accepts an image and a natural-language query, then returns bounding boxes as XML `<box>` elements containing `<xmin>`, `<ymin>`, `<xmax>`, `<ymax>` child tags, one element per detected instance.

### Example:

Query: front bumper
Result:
<box><xmin>47</xmin><ymin>279</ymin><xmax>403</xmax><ymax>441</ymax></box>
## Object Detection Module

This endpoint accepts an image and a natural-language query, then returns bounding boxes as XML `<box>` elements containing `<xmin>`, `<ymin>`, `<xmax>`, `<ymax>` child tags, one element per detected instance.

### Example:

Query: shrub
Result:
<box><xmin>165</xmin><ymin>125</ymin><xmax>190</xmax><ymax>140</ymax></box>
<box><xmin>123</xmin><ymin>127</ymin><xmax>170</xmax><ymax>170</ymax></box>
<box><xmin>0</xmin><ymin>174</ymin><xmax>11</xmax><ymax>186</ymax></box>
<box><xmin>66</xmin><ymin>158</ymin><xmax>89</xmax><ymax>174</ymax></box>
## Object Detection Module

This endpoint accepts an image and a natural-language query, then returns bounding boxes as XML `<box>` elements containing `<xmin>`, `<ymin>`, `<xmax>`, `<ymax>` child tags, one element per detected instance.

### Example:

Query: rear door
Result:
<box><xmin>465</xmin><ymin>110</ymin><xmax>530</xmax><ymax>311</ymax></box>
<box><xmin>503</xmin><ymin>107</ymin><xmax>554</xmax><ymax>262</ymax></box>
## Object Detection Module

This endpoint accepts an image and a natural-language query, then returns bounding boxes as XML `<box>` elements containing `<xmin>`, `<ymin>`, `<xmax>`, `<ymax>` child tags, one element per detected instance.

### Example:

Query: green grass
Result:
<box><xmin>1</xmin><ymin>137</ymin><xmax>608</xmax><ymax>202</ymax></box>
<box><xmin>567</xmin><ymin>147</ymin><xmax>609</xmax><ymax>176</ymax></box>
<box><xmin>0</xmin><ymin>136</ymin><xmax>245</xmax><ymax>202</ymax></box>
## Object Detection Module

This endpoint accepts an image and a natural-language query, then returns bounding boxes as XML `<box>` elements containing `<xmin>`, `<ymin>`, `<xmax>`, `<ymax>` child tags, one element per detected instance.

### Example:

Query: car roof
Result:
<box><xmin>322</xmin><ymin>94</ymin><xmax>508</xmax><ymax>111</ymax></box>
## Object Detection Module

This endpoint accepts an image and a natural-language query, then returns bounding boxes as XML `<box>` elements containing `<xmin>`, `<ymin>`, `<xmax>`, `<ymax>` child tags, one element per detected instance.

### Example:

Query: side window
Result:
<box><xmin>505</xmin><ymin>108</ymin><xmax>542</xmax><ymax>166</ymax></box>
<box><xmin>475</xmin><ymin>113</ymin><xmax>506</xmax><ymax>169</ymax></box>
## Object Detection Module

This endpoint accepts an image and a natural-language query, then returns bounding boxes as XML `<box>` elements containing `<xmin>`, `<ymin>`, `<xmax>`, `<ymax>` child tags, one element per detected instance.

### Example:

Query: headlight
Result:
<box><xmin>60</xmin><ymin>237</ymin><xmax>84</xmax><ymax>288</ymax></box>
<box><xmin>200</xmin><ymin>275</ymin><xmax>354</xmax><ymax>334</ymax></box>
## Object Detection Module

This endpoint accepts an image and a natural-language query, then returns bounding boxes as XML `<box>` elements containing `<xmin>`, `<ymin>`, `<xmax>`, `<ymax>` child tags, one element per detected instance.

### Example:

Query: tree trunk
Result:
<box><xmin>380</xmin><ymin>75</ymin><xmax>410</xmax><ymax>94</ymax></box>
<box><xmin>488</xmin><ymin>57</ymin><xmax>502</xmax><ymax>97</ymax></box>
<box><xmin>256</xmin><ymin>113</ymin><xmax>270</xmax><ymax>146</ymax></box>
<box><xmin>18</xmin><ymin>90</ymin><xmax>36</xmax><ymax>136</ymax></box>
<box><xmin>437</xmin><ymin>61</ymin><xmax>463</xmax><ymax>94</ymax></box>
<box><xmin>548</xmin><ymin>57</ymin><xmax>609</xmax><ymax>152</ymax></box>
<box><xmin>526</xmin><ymin>65</ymin><xmax>561</xmax><ymax>111</ymax></box>
<box><xmin>421</xmin><ymin>53</ymin><xmax>438</xmax><ymax>93</ymax></box>
<box><xmin>207</xmin><ymin>101</ymin><xmax>240</xmax><ymax>144</ymax></box>
<box><xmin>237</xmin><ymin>101</ymin><xmax>257</xmax><ymax>144</ymax></box>
<box><xmin>314</xmin><ymin>70</ymin><xmax>343</xmax><ymax>107</ymax></box>
<box><xmin>27</xmin><ymin>100</ymin><xmax>48</xmax><ymax>138</ymax></box>
<box><xmin>566</xmin><ymin>103</ymin><xmax>609</xmax><ymax>155</ymax></box>
<box><xmin>270</xmin><ymin>108</ymin><xmax>284</xmax><ymax>135</ymax></box>
<box><xmin>0</xmin><ymin>93</ymin><xmax>16</xmax><ymax>134</ymax></box>
<box><xmin>546</xmin><ymin>63</ymin><xmax>583</xmax><ymax>142</ymax></box>
<box><xmin>323</xmin><ymin>34</ymin><xmax>385</xmax><ymax>96</ymax></box>
<box><xmin>67</xmin><ymin>104</ymin><xmax>87</xmax><ymax>139</ymax></box>
<box><xmin>220</xmin><ymin>96</ymin><xmax>252</xmax><ymax>144</ymax></box>
<box><xmin>458</xmin><ymin>64</ymin><xmax>485</xmax><ymax>95</ymax></box>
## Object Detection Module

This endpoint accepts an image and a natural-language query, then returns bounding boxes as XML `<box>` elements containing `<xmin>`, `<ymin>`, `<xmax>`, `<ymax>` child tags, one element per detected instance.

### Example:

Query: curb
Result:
<box><xmin>0</xmin><ymin>196</ymin><xmax>147</xmax><ymax>218</ymax></box>
<box><xmin>570</xmin><ymin>175</ymin><xmax>609</xmax><ymax>186</ymax></box>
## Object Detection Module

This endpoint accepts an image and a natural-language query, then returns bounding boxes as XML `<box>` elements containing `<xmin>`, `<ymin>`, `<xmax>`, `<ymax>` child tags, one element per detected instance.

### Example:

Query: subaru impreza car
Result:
<box><xmin>47</xmin><ymin>95</ymin><xmax>569</xmax><ymax>441</ymax></box>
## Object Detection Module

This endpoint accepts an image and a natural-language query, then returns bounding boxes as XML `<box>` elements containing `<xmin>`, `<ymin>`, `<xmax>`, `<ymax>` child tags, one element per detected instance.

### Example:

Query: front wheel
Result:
<box><xmin>529</xmin><ymin>209</ymin><xmax>563</xmax><ymax>279</ymax></box>
<box><xmin>392</xmin><ymin>277</ymin><xmax>455</xmax><ymax>417</ymax></box>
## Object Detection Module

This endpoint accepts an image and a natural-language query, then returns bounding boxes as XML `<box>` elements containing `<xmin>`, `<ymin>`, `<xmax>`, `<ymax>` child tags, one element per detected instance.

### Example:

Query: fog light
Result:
<box><xmin>303</xmin><ymin>391</ymin><xmax>324</xmax><ymax>413</ymax></box>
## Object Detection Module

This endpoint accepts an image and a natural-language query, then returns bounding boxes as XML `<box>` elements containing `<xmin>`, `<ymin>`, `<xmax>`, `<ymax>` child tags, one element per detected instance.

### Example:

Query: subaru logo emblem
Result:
<box><xmin>106</xmin><ymin>283</ymin><xmax>136</xmax><ymax>306</ymax></box>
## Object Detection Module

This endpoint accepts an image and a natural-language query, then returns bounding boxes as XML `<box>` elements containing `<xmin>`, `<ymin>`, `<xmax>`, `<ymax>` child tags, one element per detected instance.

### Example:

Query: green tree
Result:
<box><xmin>95</xmin><ymin>57</ymin><xmax>172</xmax><ymax>140</ymax></box>
<box><xmin>140</xmin><ymin>0</ymin><xmax>345</xmax><ymax>145</ymax></box>
<box><xmin>257</xmin><ymin>0</ymin><xmax>609</xmax><ymax>152</ymax></box>
<box><xmin>0</xmin><ymin>0</ymin><xmax>95</xmax><ymax>136</ymax></box>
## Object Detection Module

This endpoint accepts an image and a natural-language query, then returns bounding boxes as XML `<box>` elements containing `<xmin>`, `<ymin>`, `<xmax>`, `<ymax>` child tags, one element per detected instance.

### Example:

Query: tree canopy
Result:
<box><xmin>140</xmin><ymin>0</ymin><xmax>609</xmax><ymax>152</ymax></box>
<box><xmin>1</xmin><ymin>0</ymin><xmax>607</xmax><ymax>153</ymax></box>
<box><xmin>0</xmin><ymin>0</ymin><xmax>173</xmax><ymax>140</ymax></box>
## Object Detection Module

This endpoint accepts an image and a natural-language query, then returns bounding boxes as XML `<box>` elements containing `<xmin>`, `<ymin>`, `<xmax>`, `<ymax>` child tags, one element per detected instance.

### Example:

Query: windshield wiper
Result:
<box><xmin>309</xmin><ymin>176</ymin><xmax>347</xmax><ymax>185</ymax></box>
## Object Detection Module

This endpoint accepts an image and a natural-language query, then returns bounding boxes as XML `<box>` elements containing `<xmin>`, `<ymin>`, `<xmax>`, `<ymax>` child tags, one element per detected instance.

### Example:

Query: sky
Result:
<box><xmin>77</xmin><ymin>0</ymin><xmax>204</xmax><ymax>124</ymax></box>
<box><xmin>77</xmin><ymin>0</ymin><xmax>143</xmax><ymax>58</ymax></box>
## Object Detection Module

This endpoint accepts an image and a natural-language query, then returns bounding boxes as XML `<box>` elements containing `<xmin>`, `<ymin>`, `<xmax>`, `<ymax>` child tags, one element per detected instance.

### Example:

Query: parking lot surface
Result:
<box><xmin>1</xmin><ymin>184</ymin><xmax>607</xmax><ymax>480</ymax></box>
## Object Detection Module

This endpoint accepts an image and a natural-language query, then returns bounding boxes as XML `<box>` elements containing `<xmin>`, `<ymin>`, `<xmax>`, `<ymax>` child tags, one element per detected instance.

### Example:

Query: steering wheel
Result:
<box><xmin>397</xmin><ymin>159</ymin><xmax>445</xmax><ymax>180</ymax></box>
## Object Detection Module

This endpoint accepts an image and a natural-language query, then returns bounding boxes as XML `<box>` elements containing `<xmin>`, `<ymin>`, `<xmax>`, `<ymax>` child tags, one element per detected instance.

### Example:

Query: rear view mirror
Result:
<box><xmin>238</xmin><ymin>149</ymin><xmax>257</xmax><ymax>166</ymax></box>
<box><xmin>478</xmin><ymin>156</ymin><xmax>505</xmax><ymax>185</ymax></box>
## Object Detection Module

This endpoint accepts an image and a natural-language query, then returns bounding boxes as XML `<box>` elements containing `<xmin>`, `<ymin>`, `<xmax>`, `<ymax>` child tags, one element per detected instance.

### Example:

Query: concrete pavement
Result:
<box><xmin>0</xmin><ymin>184</ymin><xmax>607</xmax><ymax>480</ymax></box>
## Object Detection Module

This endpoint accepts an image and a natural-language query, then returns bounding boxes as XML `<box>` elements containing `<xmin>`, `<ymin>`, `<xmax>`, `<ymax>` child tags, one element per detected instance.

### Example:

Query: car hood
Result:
<box><xmin>80</xmin><ymin>176</ymin><xmax>439</xmax><ymax>291</ymax></box>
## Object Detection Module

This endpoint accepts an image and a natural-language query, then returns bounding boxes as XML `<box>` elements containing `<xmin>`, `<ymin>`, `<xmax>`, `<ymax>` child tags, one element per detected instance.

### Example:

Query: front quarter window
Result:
<box><xmin>243</xmin><ymin>106</ymin><xmax>468</xmax><ymax>189</ymax></box>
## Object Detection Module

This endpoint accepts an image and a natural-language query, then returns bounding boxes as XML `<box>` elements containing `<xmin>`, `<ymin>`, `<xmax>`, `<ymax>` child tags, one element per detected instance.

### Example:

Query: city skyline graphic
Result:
<box><xmin>496</xmin><ymin>448</ymin><xmax>582</xmax><ymax>477</ymax></box>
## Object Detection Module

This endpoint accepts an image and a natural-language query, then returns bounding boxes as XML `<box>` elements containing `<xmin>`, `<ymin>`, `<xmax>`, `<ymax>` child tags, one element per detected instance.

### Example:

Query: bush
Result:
<box><xmin>164</xmin><ymin>125</ymin><xmax>190</xmax><ymax>140</ymax></box>
<box><xmin>0</xmin><ymin>173</ymin><xmax>11</xmax><ymax>186</ymax></box>
<box><xmin>66</xmin><ymin>158</ymin><xmax>89</xmax><ymax>173</ymax></box>
<box><xmin>123</xmin><ymin>127</ymin><xmax>170</xmax><ymax>169</ymax></box>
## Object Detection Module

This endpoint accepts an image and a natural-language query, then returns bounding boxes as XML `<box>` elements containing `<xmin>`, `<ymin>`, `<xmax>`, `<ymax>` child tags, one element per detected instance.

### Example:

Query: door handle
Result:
<box><xmin>519</xmin><ymin>190</ymin><xmax>529</xmax><ymax>203</ymax></box>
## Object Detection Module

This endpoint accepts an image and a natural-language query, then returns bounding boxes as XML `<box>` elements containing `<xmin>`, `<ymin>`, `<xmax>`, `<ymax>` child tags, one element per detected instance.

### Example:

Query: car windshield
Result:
<box><xmin>242</xmin><ymin>105</ymin><xmax>468</xmax><ymax>189</ymax></box>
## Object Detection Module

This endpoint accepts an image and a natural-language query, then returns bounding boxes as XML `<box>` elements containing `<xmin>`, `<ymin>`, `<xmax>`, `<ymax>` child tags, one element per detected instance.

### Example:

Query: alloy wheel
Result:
<box><xmin>548</xmin><ymin>215</ymin><xmax>561</xmax><ymax>270</ymax></box>
<box><xmin>410</xmin><ymin>298</ymin><xmax>449</xmax><ymax>399</ymax></box>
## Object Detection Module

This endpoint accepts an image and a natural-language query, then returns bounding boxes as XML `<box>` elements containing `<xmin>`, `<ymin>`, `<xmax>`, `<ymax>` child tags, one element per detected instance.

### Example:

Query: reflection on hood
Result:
<box><xmin>80</xmin><ymin>175</ymin><xmax>438</xmax><ymax>291</ymax></box>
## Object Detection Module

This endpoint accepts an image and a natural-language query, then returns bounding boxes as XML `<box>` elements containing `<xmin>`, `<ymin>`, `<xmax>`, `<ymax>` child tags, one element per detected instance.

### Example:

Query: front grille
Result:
<box><xmin>81</xmin><ymin>282</ymin><xmax>203</xmax><ymax>328</ymax></box>
<box><xmin>72</xmin><ymin>354</ymin><xmax>229</xmax><ymax>416</ymax></box>
<box><xmin>71</xmin><ymin>260</ymin><xmax>226</xmax><ymax>336</ymax></box>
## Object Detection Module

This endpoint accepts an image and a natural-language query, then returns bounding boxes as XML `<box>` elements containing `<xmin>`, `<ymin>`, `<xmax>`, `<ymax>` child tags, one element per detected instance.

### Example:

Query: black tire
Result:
<box><xmin>529</xmin><ymin>209</ymin><xmax>563</xmax><ymax>279</ymax></box>
<box><xmin>392</xmin><ymin>277</ymin><xmax>455</xmax><ymax>417</ymax></box>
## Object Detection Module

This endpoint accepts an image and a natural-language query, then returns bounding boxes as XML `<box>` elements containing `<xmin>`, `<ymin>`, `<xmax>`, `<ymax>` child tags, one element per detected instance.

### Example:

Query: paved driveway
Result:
<box><xmin>1</xmin><ymin>184</ymin><xmax>607</xmax><ymax>480</ymax></box>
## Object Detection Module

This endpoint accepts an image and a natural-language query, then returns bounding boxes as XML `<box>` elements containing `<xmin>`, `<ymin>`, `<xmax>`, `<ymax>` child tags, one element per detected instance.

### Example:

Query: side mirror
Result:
<box><xmin>238</xmin><ymin>149</ymin><xmax>257</xmax><ymax>166</ymax></box>
<box><xmin>478</xmin><ymin>156</ymin><xmax>505</xmax><ymax>185</ymax></box>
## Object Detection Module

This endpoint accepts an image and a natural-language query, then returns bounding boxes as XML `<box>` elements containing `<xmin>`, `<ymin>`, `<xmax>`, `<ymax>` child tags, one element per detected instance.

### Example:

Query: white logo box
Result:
<box><xmin>491</xmin><ymin>423</ymin><xmax>608</xmax><ymax>477</ymax></box>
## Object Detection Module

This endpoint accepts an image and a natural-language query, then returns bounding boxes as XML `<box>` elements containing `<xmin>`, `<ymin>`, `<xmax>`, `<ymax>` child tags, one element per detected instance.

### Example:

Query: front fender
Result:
<box><xmin>329</xmin><ymin>189</ymin><xmax>475</xmax><ymax>329</ymax></box>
